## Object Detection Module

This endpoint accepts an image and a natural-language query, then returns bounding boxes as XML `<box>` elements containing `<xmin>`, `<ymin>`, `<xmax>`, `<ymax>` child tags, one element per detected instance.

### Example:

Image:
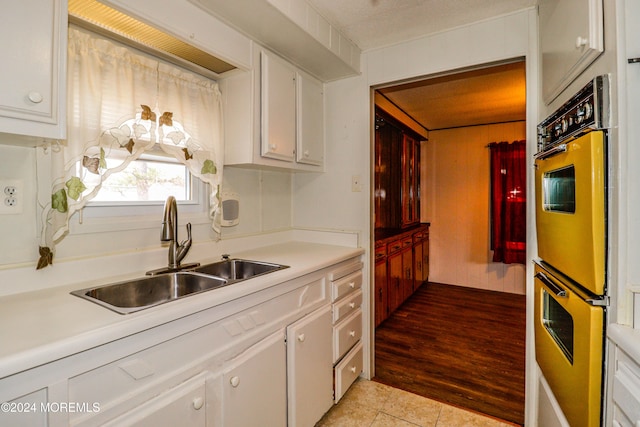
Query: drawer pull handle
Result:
<box><xmin>350</xmin><ymin>366</ymin><xmax>357</xmax><ymax>373</ymax></box>
<box><xmin>192</xmin><ymin>397</ymin><xmax>204</xmax><ymax>410</ymax></box>
<box><xmin>349</xmin><ymin>282</ymin><xmax>355</xmax><ymax>288</ymax></box>
<box><xmin>298</xmin><ymin>333</ymin><xmax>305</xmax><ymax>342</ymax></box>
<box><xmin>349</xmin><ymin>302</ymin><xmax>356</xmax><ymax>309</ymax></box>
<box><xmin>349</xmin><ymin>330</ymin><xmax>356</xmax><ymax>337</ymax></box>
<box><xmin>230</xmin><ymin>376</ymin><xmax>240</xmax><ymax>387</ymax></box>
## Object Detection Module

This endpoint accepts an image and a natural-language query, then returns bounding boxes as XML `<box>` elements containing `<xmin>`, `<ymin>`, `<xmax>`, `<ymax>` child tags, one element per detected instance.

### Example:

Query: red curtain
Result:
<box><xmin>489</xmin><ymin>140</ymin><xmax>526</xmax><ymax>264</ymax></box>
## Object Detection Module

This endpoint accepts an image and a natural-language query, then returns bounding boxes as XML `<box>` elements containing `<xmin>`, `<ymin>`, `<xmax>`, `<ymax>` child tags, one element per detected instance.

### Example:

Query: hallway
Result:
<box><xmin>373</xmin><ymin>282</ymin><xmax>526</xmax><ymax>425</ymax></box>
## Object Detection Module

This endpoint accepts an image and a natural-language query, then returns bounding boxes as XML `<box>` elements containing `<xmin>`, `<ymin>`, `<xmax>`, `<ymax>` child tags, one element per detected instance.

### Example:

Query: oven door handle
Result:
<box><xmin>534</xmin><ymin>143</ymin><xmax>567</xmax><ymax>160</ymax></box>
<box><xmin>535</xmin><ymin>272</ymin><xmax>567</xmax><ymax>297</ymax></box>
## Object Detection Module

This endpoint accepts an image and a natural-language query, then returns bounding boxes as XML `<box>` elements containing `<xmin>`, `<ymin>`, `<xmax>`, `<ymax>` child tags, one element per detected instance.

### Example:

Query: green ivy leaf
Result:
<box><xmin>52</xmin><ymin>189</ymin><xmax>68</xmax><ymax>213</ymax></box>
<box><xmin>99</xmin><ymin>147</ymin><xmax>107</xmax><ymax>169</ymax></box>
<box><xmin>201</xmin><ymin>159</ymin><xmax>217</xmax><ymax>175</ymax></box>
<box><xmin>66</xmin><ymin>177</ymin><xmax>87</xmax><ymax>200</ymax></box>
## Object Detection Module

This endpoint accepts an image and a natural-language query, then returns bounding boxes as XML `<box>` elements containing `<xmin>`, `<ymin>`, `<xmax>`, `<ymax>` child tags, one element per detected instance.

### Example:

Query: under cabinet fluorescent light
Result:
<box><xmin>68</xmin><ymin>0</ymin><xmax>236</xmax><ymax>78</ymax></box>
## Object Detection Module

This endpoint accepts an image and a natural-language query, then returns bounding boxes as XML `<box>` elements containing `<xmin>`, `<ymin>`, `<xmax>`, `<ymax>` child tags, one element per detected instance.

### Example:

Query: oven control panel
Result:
<box><xmin>537</xmin><ymin>74</ymin><xmax>611</xmax><ymax>153</ymax></box>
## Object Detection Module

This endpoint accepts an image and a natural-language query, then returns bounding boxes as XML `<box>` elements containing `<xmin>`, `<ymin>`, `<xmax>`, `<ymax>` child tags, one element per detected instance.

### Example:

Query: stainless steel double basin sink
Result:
<box><xmin>71</xmin><ymin>259</ymin><xmax>288</xmax><ymax>314</ymax></box>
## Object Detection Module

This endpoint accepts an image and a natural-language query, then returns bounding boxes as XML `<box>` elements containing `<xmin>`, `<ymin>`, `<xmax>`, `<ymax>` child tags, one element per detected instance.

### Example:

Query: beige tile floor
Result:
<box><xmin>317</xmin><ymin>379</ymin><xmax>518</xmax><ymax>427</ymax></box>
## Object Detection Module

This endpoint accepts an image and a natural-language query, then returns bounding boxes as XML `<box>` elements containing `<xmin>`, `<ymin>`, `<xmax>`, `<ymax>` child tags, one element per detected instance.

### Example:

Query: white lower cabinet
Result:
<box><xmin>222</xmin><ymin>330</ymin><xmax>287</xmax><ymax>426</ymax></box>
<box><xmin>0</xmin><ymin>388</ymin><xmax>48</xmax><ymax>427</ymax></box>
<box><xmin>287</xmin><ymin>305</ymin><xmax>333</xmax><ymax>427</ymax></box>
<box><xmin>0</xmin><ymin>256</ymin><xmax>363</xmax><ymax>427</ymax></box>
<box><xmin>102</xmin><ymin>374</ymin><xmax>210</xmax><ymax>427</ymax></box>
<box><xmin>329</xmin><ymin>261</ymin><xmax>364</xmax><ymax>403</ymax></box>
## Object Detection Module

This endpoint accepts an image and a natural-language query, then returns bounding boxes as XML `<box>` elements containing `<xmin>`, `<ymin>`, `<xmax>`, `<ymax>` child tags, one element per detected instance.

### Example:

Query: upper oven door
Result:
<box><xmin>534</xmin><ymin>130</ymin><xmax>605</xmax><ymax>295</ymax></box>
<box><xmin>534</xmin><ymin>263</ymin><xmax>604</xmax><ymax>427</ymax></box>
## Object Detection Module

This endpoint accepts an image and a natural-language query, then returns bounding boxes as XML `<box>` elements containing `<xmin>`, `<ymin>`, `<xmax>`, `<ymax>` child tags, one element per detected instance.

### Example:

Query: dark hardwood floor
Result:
<box><xmin>373</xmin><ymin>282</ymin><xmax>526</xmax><ymax>425</ymax></box>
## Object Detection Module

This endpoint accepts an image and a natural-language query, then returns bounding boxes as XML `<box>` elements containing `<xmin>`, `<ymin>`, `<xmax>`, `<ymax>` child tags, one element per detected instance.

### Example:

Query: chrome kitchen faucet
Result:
<box><xmin>147</xmin><ymin>196</ymin><xmax>199</xmax><ymax>275</ymax></box>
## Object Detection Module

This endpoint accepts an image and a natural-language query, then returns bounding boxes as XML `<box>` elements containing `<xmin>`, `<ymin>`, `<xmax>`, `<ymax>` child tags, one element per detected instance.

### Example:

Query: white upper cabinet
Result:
<box><xmin>221</xmin><ymin>47</ymin><xmax>325</xmax><ymax>171</ymax></box>
<box><xmin>539</xmin><ymin>0</ymin><xmax>604</xmax><ymax>104</ymax></box>
<box><xmin>296</xmin><ymin>71</ymin><xmax>325</xmax><ymax>166</ymax></box>
<box><xmin>0</xmin><ymin>0</ymin><xmax>67</xmax><ymax>140</ymax></box>
<box><xmin>261</xmin><ymin>50</ymin><xmax>297</xmax><ymax>162</ymax></box>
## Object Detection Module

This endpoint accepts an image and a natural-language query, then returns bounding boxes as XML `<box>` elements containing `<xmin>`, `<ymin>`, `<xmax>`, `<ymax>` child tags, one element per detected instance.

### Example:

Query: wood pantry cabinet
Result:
<box><xmin>375</xmin><ymin>108</ymin><xmax>423</xmax><ymax>230</ymax></box>
<box><xmin>375</xmin><ymin>224</ymin><xmax>429</xmax><ymax>325</ymax></box>
<box><xmin>0</xmin><ymin>257</ymin><xmax>362</xmax><ymax>427</ymax></box>
<box><xmin>0</xmin><ymin>0</ymin><xmax>66</xmax><ymax>140</ymax></box>
<box><xmin>220</xmin><ymin>47</ymin><xmax>324</xmax><ymax>171</ymax></box>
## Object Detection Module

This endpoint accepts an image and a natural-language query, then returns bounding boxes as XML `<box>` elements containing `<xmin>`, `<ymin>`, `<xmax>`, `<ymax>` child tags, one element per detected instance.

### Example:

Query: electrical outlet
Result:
<box><xmin>0</xmin><ymin>180</ymin><xmax>23</xmax><ymax>214</ymax></box>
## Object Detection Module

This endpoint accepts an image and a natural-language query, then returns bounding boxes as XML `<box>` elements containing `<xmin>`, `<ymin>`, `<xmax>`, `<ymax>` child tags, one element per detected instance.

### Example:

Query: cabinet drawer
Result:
<box><xmin>387</xmin><ymin>240</ymin><xmax>403</xmax><ymax>254</ymax></box>
<box><xmin>375</xmin><ymin>244</ymin><xmax>387</xmax><ymax>260</ymax></box>
<box><xmin>329</xmin><ymin>260</ymin><xmax>363</xmax><ymax>281</ymax></box>
<box><xmin>401</xmin><ymin>237</ymin><xmax>413</xmax><ymax>248</ymax></box>
<box><xmin>333</xmin><ymin>309</ymin><xmax>362</xmax><ymax>362</ymax></box>
<box><xmin>331</xmin><ymin>271</ymin><xmax>362</xmax><ymax>302</ymax></box>
<box><xmin>333</xmin><ymin>342</ymin><xmax>363</xmax><ymax>403</ymax></box>
<box><xmin>332</xmin><ymin>289</ymin><xmax>362</xmax><ymax>324</ymax></box>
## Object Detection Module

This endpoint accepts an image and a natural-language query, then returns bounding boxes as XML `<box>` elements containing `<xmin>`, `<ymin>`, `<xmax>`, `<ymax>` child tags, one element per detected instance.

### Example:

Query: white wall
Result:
<box><xmin>0</xmin><ymin>141</ymin><xmax>293</xmax><ymax>269</ymax></box>
<box><xmin>426</xmin><ymin>122</ymin><xmax>526</xmax><ymax>294</ymax></box>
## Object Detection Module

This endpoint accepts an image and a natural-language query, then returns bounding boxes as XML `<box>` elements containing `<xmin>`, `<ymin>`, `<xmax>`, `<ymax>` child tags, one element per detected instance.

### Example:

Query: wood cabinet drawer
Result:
<box><xmin>375</xmin><ymin>244</ymin><xmax>387</xmax><ymax>261</ymax></box>
<box><xmin>331</xmin><ymin>271</ymin><xmax>362</xmax><ymax>302</ymax></box>
<box><xmin>333</xmin><ymin>289</ymin><xmax>362</xmax><ymax>324</ymax></box>
<box><xmin>387</xmin><ymin>240</ymin><xmax>403</xmax><ymax>254</ymax></box>
<box><xmin>333</xmin><ymin>341</ymin><xmax>363</xmax><ymax>403</ymax></box>
<box><xmin>333</xmin><ymin>309</ymin><xmax>362</xmax><ymax>363</ymax></box>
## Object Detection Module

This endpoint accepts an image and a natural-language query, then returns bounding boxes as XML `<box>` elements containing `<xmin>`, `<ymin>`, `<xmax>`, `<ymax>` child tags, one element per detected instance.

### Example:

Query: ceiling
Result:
<box><xmin>378</xmin><ymin>61</ymin><xmax>527</xmax><ymax>131</ymax></box>
<box><xmin>306</xmin><ymin>0</ymin><xmax>532</xmax><ymax>131</ymax></box>
<box><xmin>306</xmin><ymin>0</ymin><xmax>537</xmax><ymax>51</ymax></box>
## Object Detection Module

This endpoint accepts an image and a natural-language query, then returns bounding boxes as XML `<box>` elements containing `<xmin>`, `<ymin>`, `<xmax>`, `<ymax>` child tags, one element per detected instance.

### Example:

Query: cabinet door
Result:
<box><xmin>401</xmin><ymin>246</ymin><xmax>414</xmax><ymax>300</ymax></box>
<box><xmin>401</xmin><ymin>135</ymin><xmax>420</xmax><ymax>227</ymax></box>
<box><xmin>375</xmin><ymin>258</ymin><xmax>388</xmax><ymax>327</ymax></box>
<box><xmin>223</xmin><ymin>330</ymin><xmax>287</xmax><ymax>426</ymax></box>
<box><xmin>414</xmin><ymin>241</ymin><xmax>424</xmax><ymax>289</ymax></box>
<box><xmin>422</xmin><ymin>235</ymin><xmax>429</xmax><ymax>282</ymax></box>
<box><xmin>260</xmin><ymin>50</ymin><xmax>296</xmax><ymax>162</ymax></box>
<box><xmin>387</xmin><ymin>248</ymin><xmax>404</xmax><ymax>313</ymax></box>
<box><xmin>539</xmin><ymin>0</ymin><xmax>604</xmax><ymax>103</ymax></box>
<box><xmin>287</xmin><ymin>305</ymin><xmax>333</xmax><ymax>427</ymax></box>
<box><xmin>0</xmin><ymin>0</ymin><xmax>66</xmax><ymax>139</ymax></box>
<box><xmin>0</xmin><ymin>389</ymin><xmax>47</xmax><ymax>427</ymax></box>
<box><xmin>296</xmin><ymin>71</ymin><xmax>324</xmax><ymax>166</ymax></box>
<box><xmin>102</xmin><ymin>374</ymin><xmax>209</xmax><ymax>427</ymax></box>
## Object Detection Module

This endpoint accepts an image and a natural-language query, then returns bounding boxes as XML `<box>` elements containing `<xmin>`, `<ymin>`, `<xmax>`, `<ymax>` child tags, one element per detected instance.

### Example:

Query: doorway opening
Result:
<box><xmin>372</xmin><ymin>60</ymin><xmax>527</xmax><ymax>425</ymax></box>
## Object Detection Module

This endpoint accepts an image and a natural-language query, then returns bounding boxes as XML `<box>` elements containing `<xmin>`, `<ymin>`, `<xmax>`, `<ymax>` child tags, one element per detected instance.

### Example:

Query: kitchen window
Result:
<box><xmin>36</xmin><ymin>25</ymin><xmax>223</xmax><ymax>269</ymax></box>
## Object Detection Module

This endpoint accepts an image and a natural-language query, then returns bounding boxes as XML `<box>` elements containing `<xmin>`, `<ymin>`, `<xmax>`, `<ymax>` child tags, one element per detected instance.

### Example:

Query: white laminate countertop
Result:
<box><xmin>0</xmin><ymin>241</ymin><xmax>363</xmax><ymax>380</ymax></box>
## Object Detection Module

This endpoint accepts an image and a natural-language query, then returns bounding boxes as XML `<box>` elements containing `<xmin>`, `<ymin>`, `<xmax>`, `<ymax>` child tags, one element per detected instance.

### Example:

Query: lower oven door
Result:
<box><xmin>534</xmin><ymin>263</ymin><xmax>604</xmax><ymax>427</ymax></box>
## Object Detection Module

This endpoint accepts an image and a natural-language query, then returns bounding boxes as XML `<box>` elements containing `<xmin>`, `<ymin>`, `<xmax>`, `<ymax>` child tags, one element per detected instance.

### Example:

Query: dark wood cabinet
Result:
<box><xmin>374</xmin><ymin>107</ymin><xmax>428</xmax><ymax>327</ymax></box>
<box><xmin>402</xmin><ymin>134</ymin><xmax>420</xmax><ymax>227</ymax></box>
<box><xmin>413</xmin><ymin>229</ymin><xmax>429</xmax><ymax>288</ymax></box>
<box><xmin>375</xmin><ymin>224</ymin><xmax>429</xmax><ymax>326</ymax></box>
<box><xmin>374</xmin><ymin>243</ymin><xmax>388</xmax><ymax>328</ymax></box>
<box><xmin>374</xmin><ymin>108</ymin><xmax>422</xmax><ymax>230</ymax></box>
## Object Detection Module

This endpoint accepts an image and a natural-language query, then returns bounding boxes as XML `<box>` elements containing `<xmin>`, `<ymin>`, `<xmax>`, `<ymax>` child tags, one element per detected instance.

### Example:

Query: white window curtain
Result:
<box><xmin>37</xmin><ymin>26</ymin><xmax>223</xmax><ymax>269</ymax></box>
